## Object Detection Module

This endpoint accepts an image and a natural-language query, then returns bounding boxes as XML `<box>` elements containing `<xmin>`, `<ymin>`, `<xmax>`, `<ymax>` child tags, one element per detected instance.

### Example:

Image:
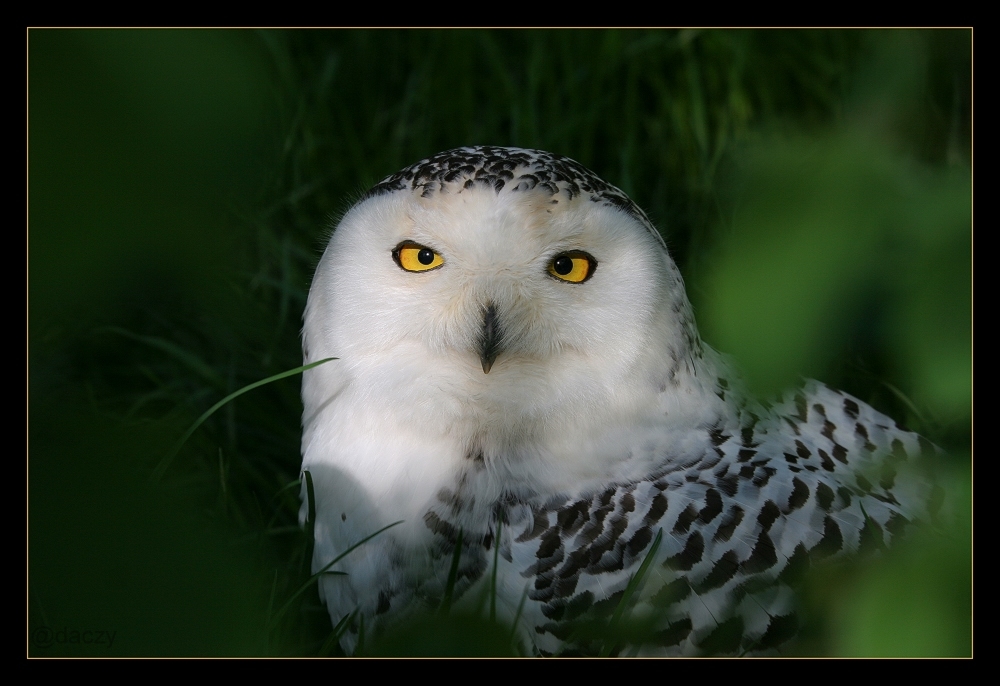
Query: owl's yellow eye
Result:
<box><xmin>393</xmin><ymin>242</ymin><xmax>444</xmax><ymax>272</ymax></box>
<box><xmin>548</xmin><ymin>251</ymin><xmax>597</xmax><ymax>283</ymax></box>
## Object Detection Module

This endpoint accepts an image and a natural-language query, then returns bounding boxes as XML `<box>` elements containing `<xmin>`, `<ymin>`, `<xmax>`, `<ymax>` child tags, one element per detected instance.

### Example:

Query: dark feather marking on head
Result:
<box><xmin>361</xmin><ymin>146</ymin><xmax>665</xmax><ymax>248</ymax></box>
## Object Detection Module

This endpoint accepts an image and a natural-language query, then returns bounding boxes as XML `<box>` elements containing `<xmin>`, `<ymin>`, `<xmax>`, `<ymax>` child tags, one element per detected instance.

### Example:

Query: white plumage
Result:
<box><xmin>300</xmin><ymin>146</ymin><xmax>936</xmax><ymax>655</ymax></box>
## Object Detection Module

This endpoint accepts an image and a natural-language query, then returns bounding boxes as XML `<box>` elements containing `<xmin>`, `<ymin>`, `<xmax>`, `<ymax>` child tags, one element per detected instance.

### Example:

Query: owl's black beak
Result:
<box><xmin>479</xmin><ymin>303</ymin><xmax>503</xmax><ymax>374</ymax></box>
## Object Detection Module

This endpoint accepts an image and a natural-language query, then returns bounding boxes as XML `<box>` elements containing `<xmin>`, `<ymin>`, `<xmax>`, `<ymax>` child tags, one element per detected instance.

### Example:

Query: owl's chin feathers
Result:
<box><xmin>302</xmin><ymin>319</ymin><xmax>727</xmax><ymax>523</ymax></box>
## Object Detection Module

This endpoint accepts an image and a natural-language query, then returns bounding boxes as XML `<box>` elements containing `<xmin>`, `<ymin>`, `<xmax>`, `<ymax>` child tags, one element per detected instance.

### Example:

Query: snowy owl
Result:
<box><xmin>300</xmin><ymin>146</ymin><xmax>938</xmax><ymax>655</ymax></box>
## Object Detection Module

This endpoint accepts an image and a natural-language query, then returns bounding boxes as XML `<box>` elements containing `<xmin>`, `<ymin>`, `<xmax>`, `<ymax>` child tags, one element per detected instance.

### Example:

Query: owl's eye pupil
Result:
<box><xmin>553</xmin><ymin>256</ymin><xmax>573</xmax><ymax>275</ymax></box>
<box><xmin>418</xmin><ymin>249</ymin><xmax>435</xmax><ymax>265</ymax></box>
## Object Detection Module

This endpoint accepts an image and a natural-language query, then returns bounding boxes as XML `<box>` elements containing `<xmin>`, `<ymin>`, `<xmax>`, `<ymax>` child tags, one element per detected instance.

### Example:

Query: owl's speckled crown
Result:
<box><xmin>363</xmin><ymin>146</ymin><xmax>666</xmax><ymax>248</ymax></box>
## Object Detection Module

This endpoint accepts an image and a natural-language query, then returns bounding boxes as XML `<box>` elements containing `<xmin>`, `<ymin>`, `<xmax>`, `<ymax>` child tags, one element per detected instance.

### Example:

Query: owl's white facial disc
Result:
<box><xmin>302</xmin><ymin>148</ymin><xmax>720</xmax><ymax>525</ymax></box>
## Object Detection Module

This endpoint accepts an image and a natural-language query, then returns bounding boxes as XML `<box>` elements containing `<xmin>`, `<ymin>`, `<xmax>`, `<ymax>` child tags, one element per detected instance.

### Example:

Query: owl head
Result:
<box><xmin>302</xmin><ymin>147</ymin><xmax>724</xmax><ymax>500</ymax></box>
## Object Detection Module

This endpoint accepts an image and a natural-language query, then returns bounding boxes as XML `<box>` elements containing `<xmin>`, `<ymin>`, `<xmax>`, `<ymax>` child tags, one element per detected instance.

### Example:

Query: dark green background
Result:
<box><xmin>28</xmin><ymin>29</ymin><xmax>971</xmax><ymax>656</ymax></box>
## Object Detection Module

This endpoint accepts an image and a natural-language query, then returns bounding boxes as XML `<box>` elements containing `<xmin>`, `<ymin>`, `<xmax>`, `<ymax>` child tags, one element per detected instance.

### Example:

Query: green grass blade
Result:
<box><xmin>274</xmin><ymin>478</ymin><xmax>302</xmax><ymax>498</ymax></box>
<box><xmin>490</xmin><ymin>519</ymin><xmax>502</xmax><ymax>623</ymax></box>
<box><xmin>267</xmin><ymin>519</ymin><xmax>403</xmax><ymax>631</ymax></box>
<box><xmin>303</xmin><ymin>470</ymin><xmax>317</xmax><ymax>576</ymax></box>
<box><xmin>882</xmin><ymin>381</ymin><xmax>931</xmax><ymax>428</ymax></box>
<box><xmin>321</xmin><ymin>610</ymin><xmax>357</xmax><ymax>656</ymax></box>
<box><xmin>508</xmin><ymin>585</ymin><xmax>530</xmax><ymax>653</ymax></box>
<box><xmin>599</xmin><ymin>528</ymin><xmax>663</xmax><ymax>657</ymax></box>
<box><xmin>439</xmin><ymin>528</ymin><xmax>464</xmax><ymax>616</ymax></box>
<box><xmin>152</xmin><ymin>357</ymin><xmax>336</xmax><ymax>480</ymax></box>
<box><xmin>859</xmin><ymin>502</ymin><xmax>888</xmax><ymax>553</ymax></box>
<box><xmin>100</xmin><ymin>326</ymin><xmax>226</xmax><ymax>388</ymax></box>
<box><xmin>356</xmin><ymin>614</ymin><xmax>365</xmax><ymax>656</ymax></box>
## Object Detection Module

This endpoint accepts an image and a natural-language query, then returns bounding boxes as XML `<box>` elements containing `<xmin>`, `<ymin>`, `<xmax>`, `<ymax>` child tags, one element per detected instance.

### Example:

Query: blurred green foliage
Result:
<box><xmin>29</xmin><ymin>29</ymin><xmax>970</xmax><ymax>656</ymax></box>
